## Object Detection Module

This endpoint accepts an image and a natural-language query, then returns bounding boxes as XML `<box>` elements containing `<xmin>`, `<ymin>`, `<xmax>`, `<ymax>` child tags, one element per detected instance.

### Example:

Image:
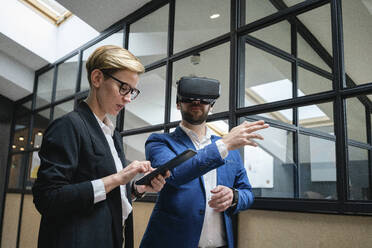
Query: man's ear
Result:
<box><xmin>176</xmin><ymin>102</ymin><xmax>181</xmax><ymax>110</ymax></box>
<box><xmin>90</xmin><ymin>69</ymin><xmax>103</xmax><ymax>88</ymax></box>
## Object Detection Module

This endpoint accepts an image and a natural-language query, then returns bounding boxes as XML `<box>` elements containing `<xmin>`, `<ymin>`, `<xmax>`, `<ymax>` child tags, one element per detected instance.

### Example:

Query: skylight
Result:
<box><xmin>248</xmin><ymin>79</ymin><xmax>329</xmax><ymax>124</ymax></box>
<box><xmin>22</xmin><ymin>0</ymin><xmax>72</xmax><ymax>25</ymax></box>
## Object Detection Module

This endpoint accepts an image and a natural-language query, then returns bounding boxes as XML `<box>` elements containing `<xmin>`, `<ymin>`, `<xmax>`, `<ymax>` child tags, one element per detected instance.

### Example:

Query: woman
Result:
<box><xmin>33</xmin><ymin>45</ymin><xmax>168</xmax><ymax>248</ymax></box>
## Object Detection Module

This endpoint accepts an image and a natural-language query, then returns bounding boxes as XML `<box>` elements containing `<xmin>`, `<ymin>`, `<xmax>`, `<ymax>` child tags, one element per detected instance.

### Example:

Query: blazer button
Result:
<box><xmin>199</xmin><ymin>210</ymin><xmax>205</xmax><ymax>215</ymax></box>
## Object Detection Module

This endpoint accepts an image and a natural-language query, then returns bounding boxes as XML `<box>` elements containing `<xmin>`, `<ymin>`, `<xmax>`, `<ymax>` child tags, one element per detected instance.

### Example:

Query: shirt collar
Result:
<box><xmin>94</xmin><ymin>113</ymin><xmax>115</xmax><ymax>136</ymax></box>
<box><xmin>179</xmin><ymin>122</ymin><xmax>212</xmax><ymax>143</ymax></box>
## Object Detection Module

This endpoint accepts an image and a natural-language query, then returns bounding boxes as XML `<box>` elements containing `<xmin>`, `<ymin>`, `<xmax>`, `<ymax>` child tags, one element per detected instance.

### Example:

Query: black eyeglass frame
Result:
<box><xmin>102</xmin><ymin>71</ymin><xmax>141</xmax><ymax>100</ymax></box>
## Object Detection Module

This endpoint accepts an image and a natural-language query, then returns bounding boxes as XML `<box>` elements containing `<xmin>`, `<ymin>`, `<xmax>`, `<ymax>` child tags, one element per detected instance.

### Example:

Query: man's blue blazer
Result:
<box><xmin>140</xmin><ymin>127</ymin><xmax>254</xmax><ymax>248</ymax></box>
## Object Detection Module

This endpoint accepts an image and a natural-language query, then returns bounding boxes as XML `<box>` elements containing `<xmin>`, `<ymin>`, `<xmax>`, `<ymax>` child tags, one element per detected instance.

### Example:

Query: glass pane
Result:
<box><xmin>343</xmin><ymin>0</ymin><xmax>372</xmax><ymax>86</ymax></box>
<box><xmin>299</xmin><ymin>134</ymin><xmax>336</xmax><ymax>200</ymax></box>
<box><xmin>19</xmin><ymin>195</ymin><xmax>41</xmax><ymax>248</ymax></box>
<box><xmin>12</xmin><ymin>115</ymin><xmax>30</xmax><ymax>152</ymax></box>
<box><xmin>297</xmin><ymin>35</ymin><xmax>331</xmax><ymax>72</ymax></box>
<box><xmin>299</xmin><ymin>102</ymin><xmax>334</xmax><ymax>135</ymax></box>
<box><xmin>53</xmin><ymin>99</ymin><xmax>74</xmax><ymax>120</ymax></box>
<box><xmin>124</xmin><ymin>67</ymin><xmax>166</xmax><ymax>130</ymax></box>
<box><xmin>32</xmin><ymin>109</ymin><xmax>50</xmax><ymax>149</ymax></box>
<box><xmin>123</xmin><ymin>131</ymin><xmax>163</xmax><ymax>162</ymax></box>
<box><xmin>250</xmin><ymin>21</ymin><xmax>291</xmax><ymax>53</ymax></box>
<box><xmin>348</xmin><ymin>146</ymin><xmax>370</xmax><ymax>200</ymax></box>
<box><xmin>245</xmin><ymin>0</ymin><xmax>277</xmax><ymax>24</ymax></box>
<box><xmin>36</xmin><ymin>69</ymin><xmax>54</xmax><ymax>109</ymax></box>
<box><xmin>171</xmin><ymin>43</ymin><xmax>230</xmax><ymax>121</ymax></box>
<box><xmin>243</xmin><ymin>45</ymin><xmax>292</xmax><ymax>108</ymax></box>
<box><xmin>245</xmin><ymin>0</ymin><xmax>305</xmax><ymax>26</ymax></box>
<box><xmin>297</xmin><ymin>4</ymin><xmax>332</xmax><ymax>66</ymax></box>
<box><xmin>252</xmin><ymin>110</ymin><xmax>293</xmax><ymax>125</ymax></box>
<box><xmin>8</xmin><ymin>154</ymin><xmax>25</xmax><ymax>189</ymax></box>
<box><xmin>16</xmin><ymin>100</ymin><xmax>32</xmax><ymax>117</ymax></box>
<box><xmin>174</xmin><ymin>0</ymin><xmax>230</xmax><ymax>53</ymax></box>
<box><xmin>129</xmin><ymin>4</ymin><xmax>169</xmax><ymax>66</ymax></box>
<box><xmin>1</xmin><ymin>193</ymin><xmax>21</xmax><ymax>248</ymax></box>
<box><xmin>298</xmin><ymin>66</ymin><xmax>332</xmax><ymax>96</ymax></box>
<box><xmin>81</xmin><ymin>30</ymin><xmax>124</xmax><ymax>92</ymax></box>
<box><xmin>346</xmin><ymin>97</ymin><xmax>367</xmax><ymax>143</ymax></box>
<box><xmin>283</xmin><ymin>0</ymin><xmax>305</xmax><ymax>6</ymax></box>
<box><xmin>241</xmin><ymin>118</ymin><xmax>295</xmax><ymax>198</ymax></box>
<box><xmin>55</xmin><ymin>54</ymin><xmax>79</xmax><ymax>101</ymax></box>
<box><xmin>27</xmin><ymin>151</ymin><xmax>40</xmax><ymax>189</ymax></box>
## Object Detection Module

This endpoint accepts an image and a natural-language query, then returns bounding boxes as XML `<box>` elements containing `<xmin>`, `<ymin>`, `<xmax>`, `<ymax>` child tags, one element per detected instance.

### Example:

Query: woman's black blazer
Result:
<box><xmin>33</xmin><ymin>102</ymin><xmax>133</xmax><ymax>248</ymax></box>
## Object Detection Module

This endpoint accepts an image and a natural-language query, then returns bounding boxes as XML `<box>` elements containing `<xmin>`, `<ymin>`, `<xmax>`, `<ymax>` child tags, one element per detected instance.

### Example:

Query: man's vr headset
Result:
<box><xmin>176</xmin><ymin>76</ymin><xmax>220</xmax><ymax>106</ymax></box>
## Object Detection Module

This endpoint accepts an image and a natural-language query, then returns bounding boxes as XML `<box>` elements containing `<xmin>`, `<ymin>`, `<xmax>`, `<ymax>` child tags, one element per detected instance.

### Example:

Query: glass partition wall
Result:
<box><xmin>3</xmin><ymin>0</ymin><xmax>372</xmax><ymax>247</ymax></box>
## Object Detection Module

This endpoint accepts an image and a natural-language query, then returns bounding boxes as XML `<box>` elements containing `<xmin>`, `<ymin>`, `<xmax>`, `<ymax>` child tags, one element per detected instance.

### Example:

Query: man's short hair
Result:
<box><xmin>85</xmin><ymin>45</ymin><xmax>145</xmax><ymax>86</ymax></box>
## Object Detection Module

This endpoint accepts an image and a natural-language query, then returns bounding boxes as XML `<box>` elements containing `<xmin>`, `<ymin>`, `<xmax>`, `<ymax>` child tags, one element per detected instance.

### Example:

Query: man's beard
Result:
<box><xmin>180</xmin><ymin>104</ymin><xmax>210</xmax><ymax>125</ymax></box>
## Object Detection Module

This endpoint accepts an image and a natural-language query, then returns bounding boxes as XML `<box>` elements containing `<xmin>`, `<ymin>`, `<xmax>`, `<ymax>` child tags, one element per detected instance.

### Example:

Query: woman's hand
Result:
<box><xmin>102</xmin><ymin>160</ymin><xmax>151</xmax><ymax>194</ymax></box>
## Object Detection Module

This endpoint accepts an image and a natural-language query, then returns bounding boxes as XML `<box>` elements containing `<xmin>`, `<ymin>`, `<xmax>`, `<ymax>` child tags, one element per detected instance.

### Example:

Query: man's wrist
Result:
<box><xmin>230</xmin><ymin>187</ymin><xmax>239</xmax><ymax>207</ymax></box>
<box><xmin>216</xmin><ymin>139</ymin><xmax>228</xmax><ymax>159</ymax></box>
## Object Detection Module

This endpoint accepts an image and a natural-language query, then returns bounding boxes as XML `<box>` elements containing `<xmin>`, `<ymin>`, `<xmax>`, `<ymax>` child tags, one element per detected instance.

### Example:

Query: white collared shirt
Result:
<box><xmin>91</xmin><ymin>114</ymin><xmax>132</xmax><ymax>225</ymax></box>
<box><xmin>179</xmin><ymin>123</ymin><xmax>228</xmax><ymax>248</ymax></box>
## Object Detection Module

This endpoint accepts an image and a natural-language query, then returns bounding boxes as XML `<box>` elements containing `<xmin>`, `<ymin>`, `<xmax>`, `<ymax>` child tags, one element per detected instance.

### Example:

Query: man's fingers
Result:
<box><xmin>246</xmin><ymin>140</ymin><xmax>258</xmax><ymax>147</ymax></box>
<box><xmin>210</xmin><ymin>185</ymin><xmax>223</xmax><ymax>194</ymax></box>
<box><xmin>243</xmin><ymin>120</ymin><xmax>265</xmax><ymax>127</ymax></box>
<box><xmin>210</xmin><ymin>186</ymin><xmax>230</xmax><ymax>200</ymax></box>
<box><xmin>249</xmin><ymin>133</ymin><xmax>264</xmax><ymax>140</ymax></box>
<box><xmin>209</xmin><ymin>200</ymin><xmax>230</xmax><ymax>211</ymax></box>
<box><xmin>246</xmin><ymin>123</ymin><xmax>269</xmax><ymax>133</ymax></box>
<box><xmin>213</xmin><ymin>194</ymin><xmax>232</xmax><ymax>205</ymax></box>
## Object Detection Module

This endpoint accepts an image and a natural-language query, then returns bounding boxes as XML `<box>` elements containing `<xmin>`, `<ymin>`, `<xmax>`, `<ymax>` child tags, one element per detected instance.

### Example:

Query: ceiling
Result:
<box><xmin>56</xmin><ymin>0</ymin><xmax>151</xmax><ymax>32</ymax></box>
<box><xmin>0</xmin><ymin>0</ymin><xmax>150</xmax><ymax>101</ymax></box>
<box><xmin>0</xmin><ymin>0</ymin><xmax>371</xmax><ymax>105</ymax></box>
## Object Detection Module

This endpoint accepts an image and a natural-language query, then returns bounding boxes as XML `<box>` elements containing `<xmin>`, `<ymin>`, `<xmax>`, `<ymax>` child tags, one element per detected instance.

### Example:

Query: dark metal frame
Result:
<box><xmin>2</xmin><ymin>0</ymin><xmax>372</xmax><ymax>246</ymax></box>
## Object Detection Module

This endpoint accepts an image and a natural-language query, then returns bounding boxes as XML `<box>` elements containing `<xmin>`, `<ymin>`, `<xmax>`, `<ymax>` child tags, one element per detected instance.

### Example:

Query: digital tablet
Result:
<box><xmin>135</xmin><ymin>148</ymin><xmax>197</xmax><ymax>186</ymax></box>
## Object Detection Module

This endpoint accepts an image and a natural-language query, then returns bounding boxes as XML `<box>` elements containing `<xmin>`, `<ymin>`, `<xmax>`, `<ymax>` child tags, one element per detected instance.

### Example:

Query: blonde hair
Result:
<box><xmin>85</xmin><ymin>45</ymin><xmax>145</xmax><ymax>85</ymax></box>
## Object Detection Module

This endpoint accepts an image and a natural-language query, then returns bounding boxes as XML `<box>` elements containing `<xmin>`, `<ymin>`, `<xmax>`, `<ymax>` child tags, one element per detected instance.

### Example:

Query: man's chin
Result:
<box><xmin>184</xmin><ymin>118</ymin><xmax>205</xmax><ymax>125</ymax></box>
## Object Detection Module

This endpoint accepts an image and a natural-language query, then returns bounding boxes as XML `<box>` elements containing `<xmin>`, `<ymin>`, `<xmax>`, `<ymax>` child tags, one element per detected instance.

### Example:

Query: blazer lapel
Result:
<box><xmin>113</xmin><ymin>130</ymin><xmax>126</xmax><ymax>166</ymax></box>
<box><xmin>172</xmin><ymin>127</ymin><xmax>208</xmax><ymax>197</ymax></box>
<box><xmin>113</xmin><ymin>131</ymin><xmax>132</xmax><ymax>202</ymax></box>
<box><xmin>173</xmin><ymin>126</ymin><xmax>196</xmax><ymax>150</ymax></box>
<box><xmin>76</xmin><ymin>102</ymin><xmax>117</xmax><ymax>175</ymax></box>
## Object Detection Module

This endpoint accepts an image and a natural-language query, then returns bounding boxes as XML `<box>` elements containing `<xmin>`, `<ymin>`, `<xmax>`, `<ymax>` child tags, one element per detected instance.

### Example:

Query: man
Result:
<box><xmin>32</xmin><ymin>45</ymin><xmax>169</xmax><ymax>248</ymax></box>
<box><xmin>140</xmin><ymin>76</ymin><xmax>269</xmax><ymax>248</ymax></box>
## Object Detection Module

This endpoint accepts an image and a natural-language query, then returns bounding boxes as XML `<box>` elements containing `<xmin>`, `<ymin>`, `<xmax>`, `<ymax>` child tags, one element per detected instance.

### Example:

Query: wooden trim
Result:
<box><xmin>21</xmin><ymin>0</ymin><xmax>72</xmax><ymax>25</ymax></box>
<box><xmin>206</xmin><ymin>122</ymin><xmax>226</xmax><ymax>137</ymax></box>
<box><xmin>299</xmin><ymin>116</ymin><xmax>333</xmax><ymax>128</ymax></box>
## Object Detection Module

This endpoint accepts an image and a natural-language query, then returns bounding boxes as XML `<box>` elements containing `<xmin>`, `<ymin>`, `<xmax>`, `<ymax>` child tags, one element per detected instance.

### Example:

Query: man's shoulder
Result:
<box><xmin>147</xmin><ymin>132</ymin><xmax>175</xmax><ymax>142</ymax></box>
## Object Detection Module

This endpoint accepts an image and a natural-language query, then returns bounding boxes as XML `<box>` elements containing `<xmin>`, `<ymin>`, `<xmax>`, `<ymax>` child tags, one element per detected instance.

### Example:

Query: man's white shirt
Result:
<box><xmin>179</xmin><ymin>123</ymin><xmax>228</xmax><ymax>248</ymax></box>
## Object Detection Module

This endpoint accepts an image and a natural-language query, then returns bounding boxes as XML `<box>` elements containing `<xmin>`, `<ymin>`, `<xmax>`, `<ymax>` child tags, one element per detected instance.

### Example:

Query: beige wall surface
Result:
<box><xmin>1</xmin><ymin>193</ymin><xmax>21</xmax><ymax>248</ymax></box>
<box><xmin>3</xmin><ymin>200</ymin><xmax>372</xmax><ymax>248</ymax></box>
<box><xmin>1</xmin><ymin>194</ymin><xmax>40</xmax><ymax>248</ymax></box>
<box><xmin>239</xmin><ymin>210</ymin><xmax>372</xmax><ymax>248</ymax></box>
<box><xmin>133</xmin><ymin>203</ymin><xmax>372</xmax><ymax>248</ymax></box>
<box><xmin>19</xmin><ymin>195</ymin><xmax>40</xmax><ymax>248</ymax></box>
<box><xmin>133</xmin><ymin>201</ymin><xmax>155</xmax><ymax>248</ymax></box>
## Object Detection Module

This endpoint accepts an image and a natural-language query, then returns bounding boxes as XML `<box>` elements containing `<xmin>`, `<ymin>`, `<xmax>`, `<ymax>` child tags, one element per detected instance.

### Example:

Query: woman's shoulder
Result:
<box><xmin>47</xmin><ymin>110</ymin><xmax>83</xmax><ymax>134</ymax></box>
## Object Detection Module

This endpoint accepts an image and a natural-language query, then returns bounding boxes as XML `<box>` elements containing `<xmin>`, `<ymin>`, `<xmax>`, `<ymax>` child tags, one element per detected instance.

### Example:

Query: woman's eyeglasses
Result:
<box><xmin>102</xmin><ymin>71</ymin><xmax>140</xmax><ymax>100</ymax></box>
